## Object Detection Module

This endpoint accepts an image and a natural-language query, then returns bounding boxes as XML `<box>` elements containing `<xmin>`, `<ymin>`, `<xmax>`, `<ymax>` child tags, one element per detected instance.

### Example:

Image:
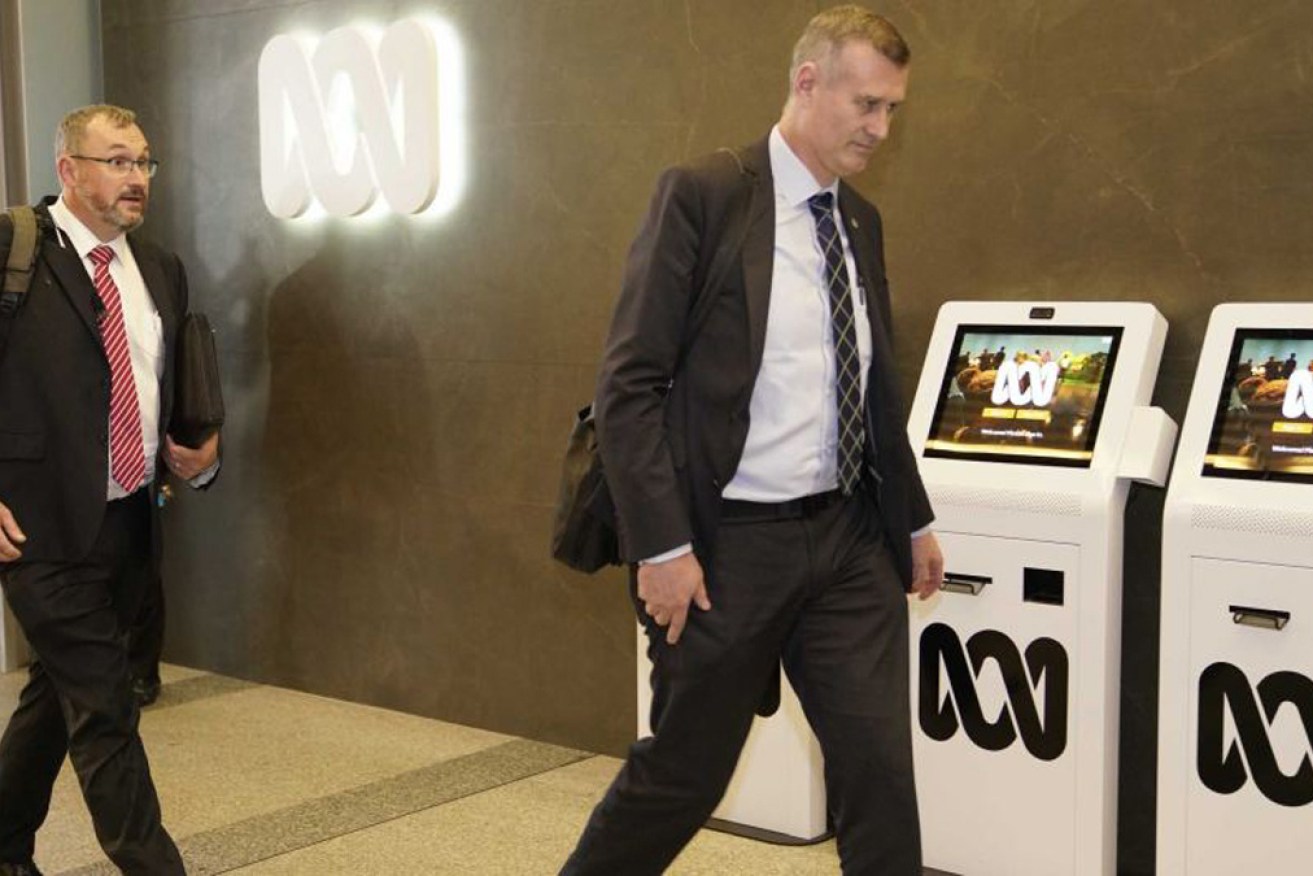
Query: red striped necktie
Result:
<box><xmin>89</xmin><ymin>245</ymin><xmax>147</xmax><ymax>493</ymax></box>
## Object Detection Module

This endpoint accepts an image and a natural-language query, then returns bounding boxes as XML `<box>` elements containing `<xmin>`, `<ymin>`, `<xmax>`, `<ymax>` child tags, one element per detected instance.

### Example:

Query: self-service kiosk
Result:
<box><xmin>637</xmin><ymin>635</ymin><xmax>827</xmax><ymax>843</ymax></box>
<box><xmin>1158</xmin><ymin>303</ymin><xmax>1313</xmax><ymax>875</ymax></box>
<box><xmin>905</xmin><ymin>301</ymin><xmax>1176</xmax><ymax>876</ymax></box>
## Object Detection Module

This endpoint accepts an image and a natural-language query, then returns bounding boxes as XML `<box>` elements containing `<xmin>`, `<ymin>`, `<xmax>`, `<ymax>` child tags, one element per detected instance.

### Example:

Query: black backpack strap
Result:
<box><xmin>0</xmin><ymin>206</ymin><xmax>41</xmax><ymax>362</ymax></box>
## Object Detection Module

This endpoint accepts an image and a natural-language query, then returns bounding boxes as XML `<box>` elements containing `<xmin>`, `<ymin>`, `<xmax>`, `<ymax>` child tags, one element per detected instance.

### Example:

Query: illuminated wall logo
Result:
<box><xmin>1282</xmin><ymin>370</ymin><xmax>1313</xmax><ymax>419</ymax></box>
<box><xmin>991</xmin><ymin>360</ymin><xmax>1061</xmax><ymax>407</ymax></box>
<box><xmin>1197</xmin><ymin>662</ymin><xmax>1313</xmax><ymax>807</ymax></box>
<box><xmin>919</xmin><ymin>623</ymin><xmax>1068</xmax><ymax>761</ymax></box>
<box><xmin>258</xmin><ymin>18</ymin><xmax>465</xmax><ymax>219</ymax></box>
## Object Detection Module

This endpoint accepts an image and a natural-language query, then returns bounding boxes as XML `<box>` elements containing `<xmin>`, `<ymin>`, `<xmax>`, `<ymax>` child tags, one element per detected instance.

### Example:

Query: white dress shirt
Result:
<box><xmin>48</xmin><ymin>197</ymin><xmax>163</xmax><ymax>499</ymax></box>
<box><xmin>722</xmin><ymin>126</ymin><xmax>873</xmax><ymax>501</ymax></box>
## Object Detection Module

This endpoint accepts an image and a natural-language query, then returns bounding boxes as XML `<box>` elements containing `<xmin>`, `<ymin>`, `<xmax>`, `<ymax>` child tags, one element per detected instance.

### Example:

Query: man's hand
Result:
<box><xmin>637</xmin><ymin>552</ymin><xmax>712</xmax><ymax>645</ymax></box>
<box><xmin>911</xmin><ymin>531</ymin><xmax>944</xmax><ymax>600</ymax></box>
<box><xmin>164</xmin><ymin>431</ymin><xmax>219</xmax><ymax>481</ymax></box>
<box><xmin>0</xmin><ymin>500</ymin><xmax>26</xmax><ymax>561</ymax></box>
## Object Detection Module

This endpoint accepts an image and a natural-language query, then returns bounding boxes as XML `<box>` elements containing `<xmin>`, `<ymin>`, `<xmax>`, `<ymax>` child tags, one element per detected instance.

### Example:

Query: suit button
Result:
<box><xmin>98</xmin><ymin>433</ymin><xmax>107</xmax><ymax>447</ymax></box>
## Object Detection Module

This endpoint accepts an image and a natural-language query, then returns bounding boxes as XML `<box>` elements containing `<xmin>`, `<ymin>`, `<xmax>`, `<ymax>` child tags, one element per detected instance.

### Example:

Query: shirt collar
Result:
<box><xmin>769</xmin><ymin>124</ymin><xmax>839</xmax><ymax>209</ymax></box>
<box><xmin>47</xmin><ymin>196</ymin><xmax>130</xmax><ymax>263</ymax></box>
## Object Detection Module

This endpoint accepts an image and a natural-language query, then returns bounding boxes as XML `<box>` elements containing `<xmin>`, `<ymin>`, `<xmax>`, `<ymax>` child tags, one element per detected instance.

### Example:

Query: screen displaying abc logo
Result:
<box><xmin>1282</xmin><ymin>371</ymin><xmax>1313</xmax><ymax>419</ymax></box>
<box><xmin>990</xmin><ymin>360</ymin><xmax>1060</xmax><ymax>407</ymax></box>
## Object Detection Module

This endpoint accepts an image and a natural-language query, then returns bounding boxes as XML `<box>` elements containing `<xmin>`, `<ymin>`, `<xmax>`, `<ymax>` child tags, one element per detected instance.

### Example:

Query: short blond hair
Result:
<box><xmin>55</xmin><ymin>104</ymin><xmax>139</xmax><ymax>159</ymax></box>
<box><xmin>790</xmin><ymin>5</ymin><xmax>910</xmax><ymax>81</ymax></box>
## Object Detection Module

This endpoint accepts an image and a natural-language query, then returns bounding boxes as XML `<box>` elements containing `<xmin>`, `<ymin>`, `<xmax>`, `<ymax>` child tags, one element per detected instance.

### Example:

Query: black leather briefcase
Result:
<box><xmin>171</xmin><ymin>313</ymin><xmax>225</xmax><ymax>448</ymax></box>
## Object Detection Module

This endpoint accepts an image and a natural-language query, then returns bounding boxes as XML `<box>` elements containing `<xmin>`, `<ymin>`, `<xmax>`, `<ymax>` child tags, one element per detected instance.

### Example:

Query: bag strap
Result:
<box><xmin>0</xmin><ymin>206</ymin><xmax>41</xmax><ymax>362</ymax></box>
<box><xmin>677</xmin><ymin>148</ymin><xmax>756</xmax><ymax>364</ymax></box>
<box><xmin>2</xmin><ymin>206</ymin><xmax>39</xmax><ymax>301</ymax></box>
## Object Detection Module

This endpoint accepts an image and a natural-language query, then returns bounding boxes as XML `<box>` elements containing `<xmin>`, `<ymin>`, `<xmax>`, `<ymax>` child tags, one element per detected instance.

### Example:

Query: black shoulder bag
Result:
<box><xmin>551</xmin><ymin>151</ymin><xmax>757</xmax><ymax>572</ymax></box>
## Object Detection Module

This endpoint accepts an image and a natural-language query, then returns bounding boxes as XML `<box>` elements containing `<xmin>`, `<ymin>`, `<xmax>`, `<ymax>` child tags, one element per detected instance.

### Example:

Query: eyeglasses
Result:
<box><xmin>69</xmin><ymin>155</ymin><xmax>160</xmax><ymax>178</ymax></box>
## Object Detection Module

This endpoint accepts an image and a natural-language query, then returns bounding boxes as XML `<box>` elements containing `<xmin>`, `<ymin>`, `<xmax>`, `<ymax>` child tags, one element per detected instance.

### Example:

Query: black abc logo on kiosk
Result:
<box><xmin>919</xmin><ymin>623</ymin><xmax>1069</xmax><ymax>761</ymax></box>
<box><xmin>1197</xmin><ymin>662</ymin><xmax>1313</xmax><ymax>808</ymax></box>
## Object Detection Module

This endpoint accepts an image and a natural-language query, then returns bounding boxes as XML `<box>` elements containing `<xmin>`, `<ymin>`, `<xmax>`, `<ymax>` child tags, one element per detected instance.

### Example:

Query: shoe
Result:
<box><xmin>132</xmin><ymin>676</ymin><xmax>162</xmax><ymax>707</ymax></box>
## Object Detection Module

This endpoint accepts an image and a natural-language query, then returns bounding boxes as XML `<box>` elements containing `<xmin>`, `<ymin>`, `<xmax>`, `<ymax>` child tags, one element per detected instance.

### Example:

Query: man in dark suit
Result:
<box><xmin>561</xmin><ymin>7</ymin><xmax>942</xmax><ymax>875</ymax></box>
<box><xmin>0</xmin><ymin>105</ymin><xmax>218</xmax><ymax>875</ymax></box>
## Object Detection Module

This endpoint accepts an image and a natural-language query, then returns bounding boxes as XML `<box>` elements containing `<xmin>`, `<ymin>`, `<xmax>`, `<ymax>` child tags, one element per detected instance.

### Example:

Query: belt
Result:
<box><xmin>109</xmin><ymin>485</ymin><xmax>150</xmax><ymax>504</ymax></box>
<box><xmin>107</xmin><ymin>485</ymin><xmax>150</xmax><ymax>506</ymax></box>
<box><xmin>720</xmin><ymin>489</ymin><xmax>847</xmax><ymax>522</ymax></box>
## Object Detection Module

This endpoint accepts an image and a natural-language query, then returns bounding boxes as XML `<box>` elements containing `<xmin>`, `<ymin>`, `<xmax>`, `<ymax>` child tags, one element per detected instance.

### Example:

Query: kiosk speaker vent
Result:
<box><xmin>930</xmin><ymin>484</ymin><xmax>1081</xmax><ymax>517</ymax></box>
<box><xmin>1192</xmin><ymin>503</ymin><xmax>1313</xmax><ymax>539</ymax></box>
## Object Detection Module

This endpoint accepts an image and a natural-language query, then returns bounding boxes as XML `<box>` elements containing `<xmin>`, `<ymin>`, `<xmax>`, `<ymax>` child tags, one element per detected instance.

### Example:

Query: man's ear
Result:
<box><xmin>55</xmin><ymin>154</ymin><xmax>77</xmax><ymax>189</ymax></box>
<box><xmin>793</xmin><ymin>60</ymin><xmax>822</xmax><ymax>102</ymax></box>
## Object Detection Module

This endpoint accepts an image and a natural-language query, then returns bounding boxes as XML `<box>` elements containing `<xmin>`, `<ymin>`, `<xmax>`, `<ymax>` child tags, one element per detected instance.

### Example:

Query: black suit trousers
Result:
<box><xmin>129</xmin><ymin>569</ymin><xmax>166</xmax><ymax>685</ymax></box>
<box><xmin>0</xmin><ymin>490</ymin><xmax>183</xmax><ymax>875</ymax></box>
<box><xmin>562</xmin><ymin>489</ymin><xmax>921</xmax><ymax>875</ymax></box>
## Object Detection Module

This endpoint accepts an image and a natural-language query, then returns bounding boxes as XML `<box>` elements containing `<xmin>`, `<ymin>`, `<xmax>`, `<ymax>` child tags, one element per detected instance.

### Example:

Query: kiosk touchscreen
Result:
<box><xmin>906</xmin><ymin>301</ymin><xmax>1175</xmax><ymax>876</ymax></box>
<box><xmin>1158</xmin><ymin>304</ymin><xmax>1313</xmax><ymax>876</ymax></box>
<box><xmin>922</xmin><ymin>324</ymin><xmax>1122</xmax><ymax>467</ymax></box>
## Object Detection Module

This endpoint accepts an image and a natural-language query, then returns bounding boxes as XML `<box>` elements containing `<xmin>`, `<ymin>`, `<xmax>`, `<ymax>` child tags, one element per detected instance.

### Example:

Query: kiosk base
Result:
<box><xmin>704</xmin><ymin>817</ymin><xmax>832</xmax><ymax>846</ymax></box>
<box><xmin>912</xmin><ymin>530</ymin><xmax>1084</xmax><ymax>876</ymax></box>
<box><xmin>1167</xmin><ymin>557</ymin><xmax>1313</xmax><ymax>875</ymax></box>
<box><xmin>637</xmin><ymin>628</ymin><xmax>828</xmax><ymax>843</ymax></box>
<box><xmin>0</xmin><ymin>603</ymin><xmax>28</xmax><ymax>672</ymax></box>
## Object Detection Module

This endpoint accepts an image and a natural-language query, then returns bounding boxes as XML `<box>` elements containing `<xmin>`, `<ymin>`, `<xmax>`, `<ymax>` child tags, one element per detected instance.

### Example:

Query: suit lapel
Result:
<box><xmin>838</xmin><ymin>183</ymin><xmax>888</xmax><ymax>345</ymax></box>
<box><xmin>838</xmin><ymin>183</ymin><xmax>898</xmax><ymax>457</ymax></box>
<box><xmin>131</xmin><ymin>239</ymin><xmax>179</xmax><ymax>438</ymax></box>
<box><xmin>132</xmin><ymin>238</ymin><xmax>177</xmax><ymax>339</ymax></box>
<box><xmin>42</xmin><ymin>231</ymin><xmax>105</xmax><ymax>351</ymax></box>
<box><xmin>739</xmin><ymin>138</ymin><xmax>775</xmax><ymax>374</ymax></box>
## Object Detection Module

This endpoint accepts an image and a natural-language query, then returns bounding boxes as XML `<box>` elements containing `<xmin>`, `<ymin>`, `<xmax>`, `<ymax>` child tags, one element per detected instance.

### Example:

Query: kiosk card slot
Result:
<box><xmin>1023</xmin><ymin>567</ymin><xmax>1065</xmax><ymax>606</ymax></box>
<box><xmin>941</xmin><ymin>572</ymin><xmax>990</xmax><ymax>596</ymax></box>
<box><xmin>1228</xmin><ymin>604</ymin><xmax>1290</xmax><ymax>631</ymax></box>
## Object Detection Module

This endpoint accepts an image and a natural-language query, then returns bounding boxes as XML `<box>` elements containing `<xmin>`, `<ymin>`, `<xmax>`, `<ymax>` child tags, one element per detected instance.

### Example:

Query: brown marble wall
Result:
<box><xmin>101</xmin><ymin>2</ymin><xmax>1313</xmax><ymax>872</ymax></box>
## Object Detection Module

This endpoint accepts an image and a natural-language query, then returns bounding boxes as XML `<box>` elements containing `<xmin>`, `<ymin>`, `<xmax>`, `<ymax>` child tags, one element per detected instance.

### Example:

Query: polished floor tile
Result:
<box><xmin>0</xmin><ymin>664</ymin><xmax>861</xmax><ymax>874</ymax></box>
<box><xmin>232</xmin><ymin>756</ymin><xmax>842</xmax><ymax>875</ymax></box>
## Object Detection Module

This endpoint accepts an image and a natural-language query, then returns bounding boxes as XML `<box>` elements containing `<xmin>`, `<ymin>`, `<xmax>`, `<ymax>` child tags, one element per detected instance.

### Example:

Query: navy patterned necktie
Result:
<box><xmin>807</xmin><ymin>191</ymin><xmax>865</xmax><ymax>495</ymax></box>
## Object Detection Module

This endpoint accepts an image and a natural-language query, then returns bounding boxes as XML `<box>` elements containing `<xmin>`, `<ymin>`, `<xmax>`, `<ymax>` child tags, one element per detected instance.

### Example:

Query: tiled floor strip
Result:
<box><xmin>58</xmin><ymin>739</ymin><xmax>591</xmax><ymax>875</ymax></box>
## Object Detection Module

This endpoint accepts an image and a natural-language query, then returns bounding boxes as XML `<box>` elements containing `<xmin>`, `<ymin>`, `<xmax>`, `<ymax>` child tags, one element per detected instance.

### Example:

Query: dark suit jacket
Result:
<box><xmin>595</xmin><ymin>137</ymin><xmax>934</xmax><ymax>588</ymax></box>
<box><xmin>0</xmin><ymin>199</ymin><xmax>190</xmax><ymax>564</ymax></box>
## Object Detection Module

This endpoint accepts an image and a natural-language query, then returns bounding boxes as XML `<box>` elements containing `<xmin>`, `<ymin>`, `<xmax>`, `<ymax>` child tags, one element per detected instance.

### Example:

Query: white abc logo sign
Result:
<box><xmin>1283</xmin><ymin>370</ymin><xmax>1313</xmax><ymax>419</ymax></box>
<box><xmin>258</xmin><ymin>19</ymin><xmax>465</xmax><ymax>218</ymax></box>
<box><xmin>991</xmin><ymin>360</ymin><xmax>1060</xmax><ymax>407</ymax></box>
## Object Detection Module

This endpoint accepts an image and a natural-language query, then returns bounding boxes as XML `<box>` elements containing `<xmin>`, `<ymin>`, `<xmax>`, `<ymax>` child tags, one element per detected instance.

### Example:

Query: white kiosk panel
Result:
<box><xmin>916</xmin><ymin>532</ymin><xmax>1080</xmax><ymax>875</ymax></box>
